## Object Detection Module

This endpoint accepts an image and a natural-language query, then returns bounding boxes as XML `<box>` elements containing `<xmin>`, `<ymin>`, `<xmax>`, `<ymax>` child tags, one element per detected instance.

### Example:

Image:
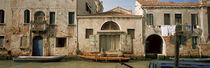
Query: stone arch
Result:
<box><xmin>145</xmin><ymin>34</ymin><xmax>164</xmax><ymax>58</ymax></box>
<box><xmin>101</xmin><ymin>21</ymin><xmax>120</xmax><ymax>30</ymax></box>
<box><xmin>34</xmin><ymin>11</ymin><xmax>45</xmax><ymax>23</ymax></box>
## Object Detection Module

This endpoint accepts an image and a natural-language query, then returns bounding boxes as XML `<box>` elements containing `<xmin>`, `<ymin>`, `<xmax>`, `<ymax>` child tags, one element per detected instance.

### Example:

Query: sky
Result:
<box><xmin>100</xmin><ymin>0</ymin><xmax>199</xmax><ymax>14</ymax></box>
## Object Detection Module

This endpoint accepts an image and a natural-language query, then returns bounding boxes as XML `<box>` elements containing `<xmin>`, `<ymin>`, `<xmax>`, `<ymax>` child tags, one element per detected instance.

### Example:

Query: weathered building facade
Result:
<box><xmin>0</xmin><ymin>0</ymin><xmax>209</xmax><ymax>58</ymax></box>
<box><xmin>135</xmin><ymin>0</ymin><xmax>210</xmax><ymax>57</ymax></box>
<box><xmin>78</xmin><ymin>7</ymin><xmax>143</xmax><ymax>56</ymax></box>
<box><xmin>0</xmin><ymin>0</ymin><xmax>103</xmax><ymax>56</ymax></box>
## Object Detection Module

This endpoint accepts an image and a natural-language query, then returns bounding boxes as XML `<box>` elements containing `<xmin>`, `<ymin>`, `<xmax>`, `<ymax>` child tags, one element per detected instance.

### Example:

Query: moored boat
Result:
<box><xmin>13</xmin><ymin>56</ymin><xmax>65</xmax><ymax>62</ymax></box>
<box><xmin>149</xmin><ymin>60</ymin><xmax>210</xmax><ymax>68</ymax></box>
<box><xmin>77</xmin><ymin>55</ymin><xmax>130</xmax><ymax>62</ymax></box>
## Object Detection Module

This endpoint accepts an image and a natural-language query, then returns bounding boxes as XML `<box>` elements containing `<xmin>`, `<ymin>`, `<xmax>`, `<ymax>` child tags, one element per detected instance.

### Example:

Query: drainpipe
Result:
<box><xmin>76</xmin><ymin>0</ymin><xmax>79</xmax><ymax>55</ymax></box>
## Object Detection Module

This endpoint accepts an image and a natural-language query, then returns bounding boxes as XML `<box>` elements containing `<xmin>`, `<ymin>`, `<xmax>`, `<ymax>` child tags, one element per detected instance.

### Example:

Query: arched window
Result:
<box><xmin>101</xmin><ymin>21</ymin><xmax>120</xmax><ymax>30</ymax></box>
<box><xmin>0</xmin><ymin>10</ymin><xmax>4</xmax><ymax>23</ymax></box>
<box><xmin>24</xmin><ymin>9</ymin><xmax>30</xmax><ymax>23</ymax></box>
<box><xmin>34</xmin><ymin>11</ymin><xmax>45</xmax><ymax>23</ymax></box>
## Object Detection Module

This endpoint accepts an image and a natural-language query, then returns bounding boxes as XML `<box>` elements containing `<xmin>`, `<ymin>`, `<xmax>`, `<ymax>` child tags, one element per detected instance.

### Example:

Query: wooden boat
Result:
<box><xmin>149</xmin><ymin>60</ymin><xmax>210</xmax><ymax>68</ymax></box>
<box><xmin>179</xmin><ymin>58</ymin><xmax>210</xmax><ymax>62</ymax></box>
<box><xmin>77</xmin><ymin>55</ymin><xmax>130</xmax><ymax>62</ymax></box>
<box><xmin>13</xmin><ymin>56</ymin><xmax>65</xmax><ymax>62</ymax></box>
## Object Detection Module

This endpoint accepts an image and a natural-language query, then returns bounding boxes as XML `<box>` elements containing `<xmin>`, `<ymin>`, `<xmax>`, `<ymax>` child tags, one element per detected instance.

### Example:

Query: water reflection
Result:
<box><xmin>0</xmin><ymin>60</ymin><xmax>149</xmax><ymax>68</ymax></box>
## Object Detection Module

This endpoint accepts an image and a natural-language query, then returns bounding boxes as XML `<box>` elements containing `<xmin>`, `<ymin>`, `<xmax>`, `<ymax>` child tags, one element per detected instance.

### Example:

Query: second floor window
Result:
<box><xmin>147</xmin><ymin>14</ymin><xmax>153</xmax><ymax>25</ymax></box>
<box><xmin>164</xmin><ymin>14</ymin><xmax>170</xmax><ymax>25</ymax></box>
<box><xmin>50</xmin><ymin>12</ymin><xmax>55</xmax><ymax>24</ymax></box>
<box><xmin>24</xmin><ymin>10</ymin><xmax>30</xmax><ymax>23</ymax></box>
<box><xmin>69</xmin><ymin>12</ymin><xmax>74</xmax><ymax>25</ymax></box>
<box><xmin>175</xmin><ymin>14</ymin><xmax>182</xmax><ymax>25</ymax></box>
<box><xmin>0</xmin><ymin>10</ymin><xmax>4</xmax><ymax>23</ymax></box>
<box><xmin>35</xmin><ymin>11</ymin><xmax>45</xmax><ymax>23</ymax></box>
<box><xmin>191</xmin><ymin>14</ymin><xmax>198</xmax><ymax>28</ymax></box>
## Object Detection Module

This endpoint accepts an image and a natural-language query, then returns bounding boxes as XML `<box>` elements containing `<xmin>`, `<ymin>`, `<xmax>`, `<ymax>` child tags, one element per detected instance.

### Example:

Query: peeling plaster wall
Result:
<box><xmin>0</xmin><ymin>0</ymin><xmax>97</xmax><ymax>56</ymax></box>
<box><xmin>142</xmin><ymin>7</ymin><xmax>210</xmax><ymax>57</ymax></box>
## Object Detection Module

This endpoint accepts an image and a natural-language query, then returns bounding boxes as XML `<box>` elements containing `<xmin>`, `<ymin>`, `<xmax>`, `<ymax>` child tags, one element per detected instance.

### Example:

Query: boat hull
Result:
<box><xmin>78</xmin><ymin>55</ymin><xmax>130</xmax><ymax>62</ymax></box>
<box><xmin>13</xmin><ymin>56</ymin><xmax>65</xmax><ymax>62</ymax></box>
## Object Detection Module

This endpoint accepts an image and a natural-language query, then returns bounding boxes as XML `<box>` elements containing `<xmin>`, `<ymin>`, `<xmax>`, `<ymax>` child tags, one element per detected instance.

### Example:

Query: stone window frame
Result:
<box><xmin>68</xmin><ymin>12</ymin><xmax>75</xmax><ymax>25</ymax></box>
<box><xmin>85</xmin><ymin>29</ymin><xmax>93</xmax><ymax>39</ymax></box>
<box><xmin>0</xmin><ymin>36</ymin><xmax>5</xmax><ymax>48</ymax></box>
<box><xmin>0</xmin><ymin>9</ymin><xmax>5</xmax><ymax>24</ymax></box>
<box><xmin>175</xmin><ymin>13</ymin><xmax>182</xmax><ymax>25</ymax></box>
<box><xmin>191</xmin><ymin>36</ymin><xmax>199</xmax><ymax>49</ymax></box>
<box><xmin>24</xmin><ymin>9</ymin><xmax>30</xmax><ymax>24</ymax></box>
<box><xmin>49</xmin><ymin>12</ymin><xmax>56</xmax><ymax>25</ymax></box>
<box><xmin>86</xmin><ymin>2</ymin><xmax>92</xmax><ymax>14</ymax></box>
<box><xmin>146</xmin><ymin>13</ymin><xmax>154</xmax><ymax>25</ymax></box>
<box><xmin>191</xmin><ymin>13</ymin><xmax>199</xmax><ymax>29</ymax></box>
<box><xmin>56</xmin><ymin>37</ymin><xmax>67</xmax><ymax>48</ymax></box>
<box><xmin>164</xmin><ymin>13</ymin><xmax>171</xmax><ymax>25</ymax></box>
<box><xmin>127</xmin><ymin>29</ymin><xmax>135</xmax><ymax>39</ymax></box>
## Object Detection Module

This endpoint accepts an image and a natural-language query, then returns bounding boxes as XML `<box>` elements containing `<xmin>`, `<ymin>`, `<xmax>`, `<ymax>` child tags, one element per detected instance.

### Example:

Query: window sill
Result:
<box><xmin>23</xmin><ymin>23</ymin><xmax>31</xmax><ymax>25</ymax></box>
<box><xmin>68</xmin><ymin>24</ymin><xmax>76</xmax><ymax>26</ymax></box>
<box><xmin>0</xmin><ymin>23</ymin><xmax>6</xmax><ymax>26</ymax></box>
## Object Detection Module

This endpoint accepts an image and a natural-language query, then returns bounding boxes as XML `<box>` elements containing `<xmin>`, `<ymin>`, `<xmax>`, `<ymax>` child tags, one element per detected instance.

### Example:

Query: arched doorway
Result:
<box><xmin>33</xmin><ymin>36</ymin><xmax>43</xmax><ymax>56</ymax></box>
<box><xmin>34</xmin><ymin>11</ymin><xmax>45</xmax><ymax>23</ymax></box>
<box><xmin>145</xmin><ymin>34</ymin><xmax>163</xmax><ymax>58</ymax></box>
<box><xmin>100</xmin><ymin>21</ymin><xmax>120</xmax><ymax>51</ymax></box>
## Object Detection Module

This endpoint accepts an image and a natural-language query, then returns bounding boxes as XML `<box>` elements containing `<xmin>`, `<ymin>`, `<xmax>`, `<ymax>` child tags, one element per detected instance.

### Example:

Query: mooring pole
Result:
<box><xmin>174</xmin><ymin>36</ymin><xmax>180</xmax><ymax>68</ymax></box>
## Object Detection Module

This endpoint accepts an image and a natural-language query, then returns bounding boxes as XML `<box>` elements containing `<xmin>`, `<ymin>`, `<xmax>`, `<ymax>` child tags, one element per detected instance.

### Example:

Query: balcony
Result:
<box><xmin>31</xmin><ymin>21</ymin><xmax>48</xmax><ymax>32</ymax></box>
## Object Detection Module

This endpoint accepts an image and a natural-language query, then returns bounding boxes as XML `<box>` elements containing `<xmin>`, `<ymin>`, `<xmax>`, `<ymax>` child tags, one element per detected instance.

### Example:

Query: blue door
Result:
<box><xmin>33</xmin><ymin>37</ymin><xmax>43</xmax><ymax>56</ymax></box>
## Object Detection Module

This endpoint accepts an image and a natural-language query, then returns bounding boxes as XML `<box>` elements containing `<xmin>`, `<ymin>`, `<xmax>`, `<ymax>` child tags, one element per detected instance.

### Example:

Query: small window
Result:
<box><xmin>175</xmin><ymin>14</ymin><xmax>182</xmax><ymax>25</ymax></box>
<box><xmin>69</xmin><ymin>12</ymin><xmax>74</xmax><ymax>24</ymax></box>
<box><xmin>191</xmin><ymin>14</ymin><xmax>198</xmax><ymax>28</ymax></box>
<box><xmin>0</xmin><ymin>36</ymin><xmax>4</xmax><ymax>48</ymax></box>
<box><xmin>147</xmin><ymin>14</ymin><xmax>153</xmax><ymax>25</ymax></box>
<box><xmin>24</xmin><ymin>10</ymin><xmax>30</xmax><ymax>23</ymax></box>
<box><xmin>192</xmin><ymin>36</ymin><xmax>198</xmax><ymax>49</ymax></box>
<box><xmin>0</xmin><ymin>10</ymin><xmax>4</xmax><ymax>23</ymax></box>
<box><xmin>164</xmin><ymin>14</ymin><xmax>170</xmax><ymax>25</ymax></box>
<box><xmin>56</xmin><ymin>38</ymin><xmax>66</xmax><ymax>47</ymax></box>
<box><xmin>86</xmin><ymin>3</ymin><xmax>91</xmax><ymax>13</ymax></box>
<box><xmin>50</xmin><ymin>12</ymin><xmax>55</xmax><ymax>24</ymax></box>
<box><xmin>127</xmin><ymin>29</ymin><xmax>135</xmax><ymax>39</ymax></box>
<box><xmin>86</xmin><ymin>29</ymin><xmax>93</xmax><ymax>39</ymax></box>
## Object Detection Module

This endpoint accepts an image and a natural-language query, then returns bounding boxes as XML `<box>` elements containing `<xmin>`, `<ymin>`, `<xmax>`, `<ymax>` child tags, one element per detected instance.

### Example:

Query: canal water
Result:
<box><xmin>0</xmin><ymin>60</ymin><xmax>149</xmax><ymax>68</ymax></box>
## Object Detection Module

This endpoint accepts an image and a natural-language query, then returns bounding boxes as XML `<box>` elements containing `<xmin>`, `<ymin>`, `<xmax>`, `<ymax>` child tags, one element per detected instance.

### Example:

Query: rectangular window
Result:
<box><xmin>24</xmin><ymin>10</ymin><xmax>30</xmax><ymax>23</ymax></box>
<box><xmin>0</xmin><ymin>36</ymin><xmax>4</xmax><ymax>48</ymax></box>
<box><xmin>86</xmin><ymin>3</ymin><xmax>91</xmax><ymax>13</ymax></box>
<box><xmin>69</xmin><ymin>12</ymin><xmax>74</xmax><ymax>24</ymax></box>
<box><xmin>86</xmin><ymin>29</ymin><xmax>93</xmax><ymax>39</ymax></box>
<box><xmin>192</xmin><ymin>36</ymin><xmax>198</xmax><ymax>49</ymax></box>
<box><xmin>175</xmin><ymin>14</ymin><xmax>182</xmax><ymax>25</ymax></box>
<box><xmin>127</xmin><ymin>29</ymin><xmax>135</xmax><ymax>39</ymax></box>
<box><xmin>191</xmin><ymin>14</ymin><xmax>198</xmax><ymax>28</ymax></box>
<box><xmin>0</xmin><ymin>10</ymin><xmax>4</xmax><ymax>23</ymax></box>
<box><xmin>50</xmin><ymin>12</ymin><xmax>55</xmax><ymax>24</ymax></box>
<box><xmin>147</xmin><ymin>14</ymin><xmax>153</xmax><ymax>25</ymax></box>
<box><xmin>56</xmin><ymin>38</ymin><xmax>66</xmax><ymax>47</ymax></box>
<box><xmin>164</xmin><ymin>14</ymin><xmax>170</xmax><ymax>25</ymax></box>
